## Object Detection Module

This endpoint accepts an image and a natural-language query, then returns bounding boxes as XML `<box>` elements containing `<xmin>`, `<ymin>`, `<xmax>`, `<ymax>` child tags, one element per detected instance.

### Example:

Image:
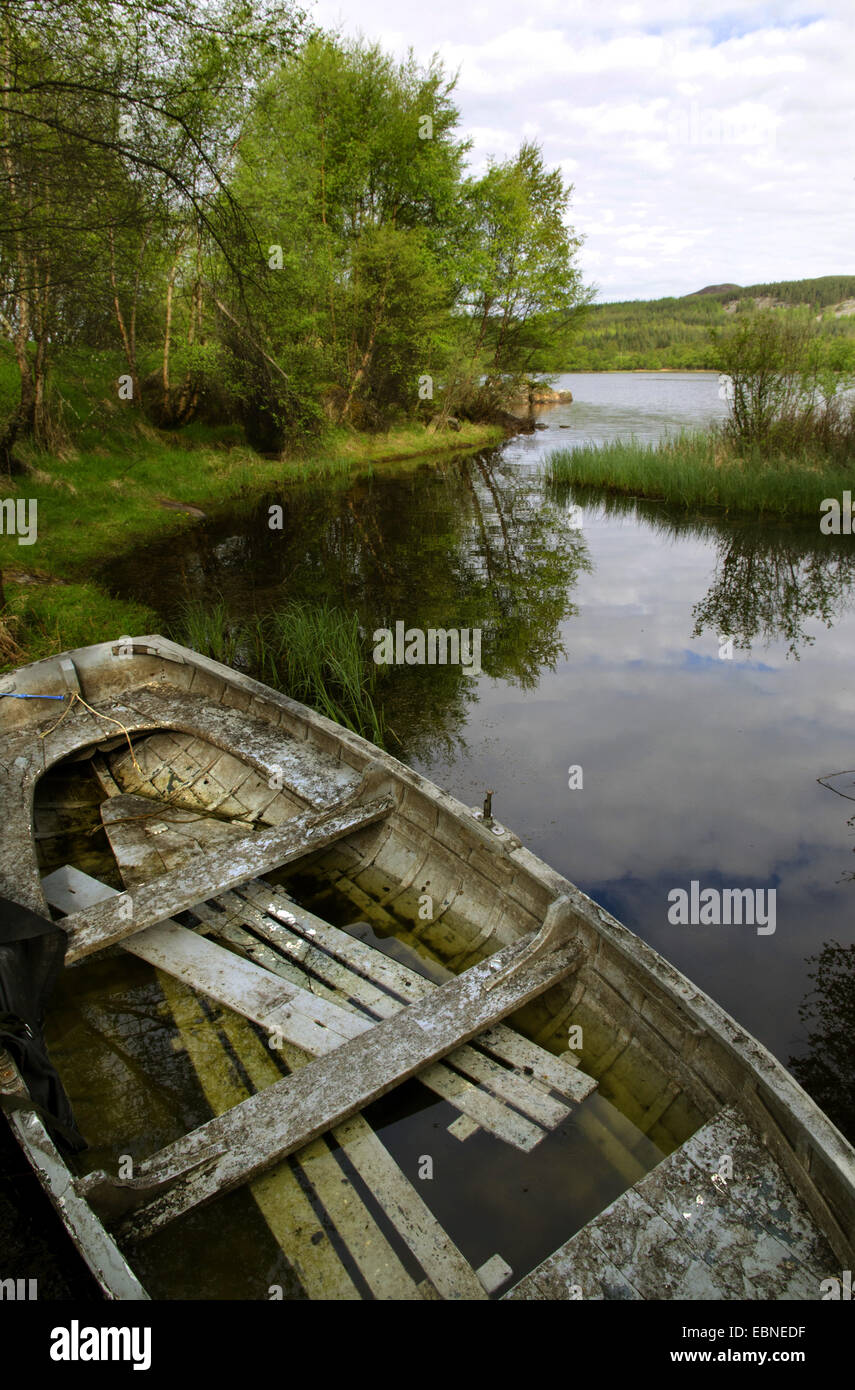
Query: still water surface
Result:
<box><xmin>100</xmin><ymin>370</ymin><xmax>855</xmax><ymax>1151</ymax></box>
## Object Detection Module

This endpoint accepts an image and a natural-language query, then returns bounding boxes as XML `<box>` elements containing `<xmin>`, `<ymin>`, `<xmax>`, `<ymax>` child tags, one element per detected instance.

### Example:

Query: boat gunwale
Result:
<box><xmin>2</xmin><ymin>634</ymin><xmax>854</xmax><ymax>1270</ymax></box>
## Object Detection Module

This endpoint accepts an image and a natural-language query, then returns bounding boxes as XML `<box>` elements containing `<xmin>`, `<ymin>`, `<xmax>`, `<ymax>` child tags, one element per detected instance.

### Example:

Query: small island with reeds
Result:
<box><xmin>547</xmin><ymin>308</ymin><xmax>855</xmax><ymax>516</ymax></box>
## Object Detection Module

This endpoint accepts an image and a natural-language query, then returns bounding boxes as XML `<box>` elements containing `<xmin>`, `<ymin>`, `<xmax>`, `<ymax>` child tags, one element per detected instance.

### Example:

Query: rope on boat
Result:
<box><xmin>0</xmin><ymin>692</ymin><xmax>66</xmax><ymax>700</ymax></box>
<box><xmin>37</xmin><ymin>691</ymin><xmax>142</xmax><ymax>772</ymax></box>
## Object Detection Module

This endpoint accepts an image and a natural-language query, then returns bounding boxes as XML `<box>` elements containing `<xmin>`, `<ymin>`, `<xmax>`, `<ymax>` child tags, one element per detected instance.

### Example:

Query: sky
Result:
<box><xmin>306</xmin><ymin>0</ymin><xmax>854</xmax><ymax>302</ymax></box>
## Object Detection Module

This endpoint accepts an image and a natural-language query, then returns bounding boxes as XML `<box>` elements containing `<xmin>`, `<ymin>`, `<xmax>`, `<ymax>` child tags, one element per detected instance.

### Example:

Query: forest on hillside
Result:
<box><xmin>0</xmin><ymin>0</ymin><xmax>590</xmax><ymax>469</ymax></box>
<box><xmin>538</xmin><ymin>276</ymin><xmax>855</xmax><ymax>372</ymax></box>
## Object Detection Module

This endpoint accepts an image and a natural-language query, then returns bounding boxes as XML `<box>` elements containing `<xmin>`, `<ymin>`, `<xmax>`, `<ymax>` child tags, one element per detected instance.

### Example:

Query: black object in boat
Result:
<box><xmin>0</xmin><ymin>896</ymin><xmax>85</xmax><ymax>1154</ymax></box>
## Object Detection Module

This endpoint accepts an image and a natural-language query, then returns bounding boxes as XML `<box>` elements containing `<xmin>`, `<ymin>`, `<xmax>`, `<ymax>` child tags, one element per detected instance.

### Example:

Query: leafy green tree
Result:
<box><xmin>0</xmin><ymin>0</ymin><xmax>305</xmax><ymax>463</ymax></box>
<box><xmin>712</xmin><ymin>309</ymin><xmax>855</xmax><ymax>455</ymax></box>
<box><xmin>451</xmin><ymin>141</ymin><xmax>590</xmax><ymax>415</ymax></box>
<box><xmin>226</xmin><ymin>34</ymin><xmax>468</xmax><ymax>433</ymax></box>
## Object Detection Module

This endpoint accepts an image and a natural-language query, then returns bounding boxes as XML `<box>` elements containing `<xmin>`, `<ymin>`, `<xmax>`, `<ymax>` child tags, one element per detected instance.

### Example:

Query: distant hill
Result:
<box><xmin>691</xmin><ymin>283</ymin><xmax>741</xmax><ymax>297</ymax></box>
<box><xmin>537</xmin><ymin>276</ymin><xmax>855</xmax><ymax>372</ymax></box>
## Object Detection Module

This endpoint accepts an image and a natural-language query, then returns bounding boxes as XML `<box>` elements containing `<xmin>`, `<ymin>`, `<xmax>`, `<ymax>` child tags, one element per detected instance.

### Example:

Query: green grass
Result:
<box><xmin>0</xmin><ymin>347</ymin><xmax>502</xmax><ymax>669</ymax></box>
<box><xmin>544</xmin><ymin>431</ymin><xmax>854</xmax><ymax>517</ymax></box>
<box><xmin>173</xmin><ymin>599</ymin><xmax>388</xmax><ymax>746</ymax></box>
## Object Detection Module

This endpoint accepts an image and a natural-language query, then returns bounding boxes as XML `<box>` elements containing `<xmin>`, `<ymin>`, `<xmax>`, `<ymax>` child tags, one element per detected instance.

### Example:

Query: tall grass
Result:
<box><xmin>545</xmin><ymin>431</ymin><xmax>853</xmax><ymax>517</ymax></box>
<box><xmin>174</xmin><ymin>599</ymin><xmax>388</xmax><ymax>746</ymax></box>
<box><xmin>176</xmin><ymin>598</ymin><xmax>244</xmax><ymax>668</ymax></box>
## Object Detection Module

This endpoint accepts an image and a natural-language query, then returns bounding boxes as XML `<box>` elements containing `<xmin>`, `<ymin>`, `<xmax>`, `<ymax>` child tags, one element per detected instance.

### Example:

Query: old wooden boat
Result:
<box><xmin>1</xmin><ymin>634</ymin><xmax>853</xmax><ymax>1301</ymax></box>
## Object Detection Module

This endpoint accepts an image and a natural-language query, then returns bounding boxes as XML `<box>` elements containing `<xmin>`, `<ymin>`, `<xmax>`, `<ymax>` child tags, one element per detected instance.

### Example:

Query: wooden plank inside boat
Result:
<box><xmin>194</xmin><ymin>896</ymin><xmax>552</xmax><ymax>1151</ymax></box>
<box><xmin>504</xmin><ymin>1107</ymin><xmax>838</xmax><ymax>1300</ymax></box>
<box><xmin>79</xmin><ymin>933</ymin><xmax>583</xmax><ymax>1238</ymax></box>
<box><xmin>43</xmin><ymin>866</ymin><xmax>489</xmax><ymax>1299</ymax></box>
<box><xmin>94</xmin><ymin>802</ymin><xmax>588</xmax><ymax>1150</ymax></box>
<box><xmin>239</xmin><ymin>881</ymin><xmax>597</xmax><ymax>1109</ymax></box>
<box><xmin>113</xmin><ymin>685</ymin><xmax>361</xmax><ymax>809</ymax></box>
<box><xmin>204</xmin><ymin>888</ymin><xmax>580</xmax><ymax>1127</ymax></box>
<box><xmin>60</xmin><ymin>794</ymin><xmax>394</xmax><ymax>962</ymax></box>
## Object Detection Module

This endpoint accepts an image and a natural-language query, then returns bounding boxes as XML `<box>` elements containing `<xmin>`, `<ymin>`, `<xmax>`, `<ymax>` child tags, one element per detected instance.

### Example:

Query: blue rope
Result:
<box><xmin>0</xmin><ymin>693</ymin><xmax>67</xmax><ymax>701</ymax></box>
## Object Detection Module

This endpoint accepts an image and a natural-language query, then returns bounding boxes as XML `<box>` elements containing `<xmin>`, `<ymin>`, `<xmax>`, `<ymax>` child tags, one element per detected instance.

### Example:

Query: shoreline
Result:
<box><xmin>0</xmin><ymin>421</ymin><xmax>503</xmax><ymax>670</ymax></box>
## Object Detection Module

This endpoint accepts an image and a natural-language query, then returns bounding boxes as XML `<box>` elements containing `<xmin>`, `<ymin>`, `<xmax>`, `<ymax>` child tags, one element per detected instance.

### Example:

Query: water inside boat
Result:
<box><xmin>35</xmin><ymin>747</ymin><xmax>697</xmax><ymax>1300</ymax></box>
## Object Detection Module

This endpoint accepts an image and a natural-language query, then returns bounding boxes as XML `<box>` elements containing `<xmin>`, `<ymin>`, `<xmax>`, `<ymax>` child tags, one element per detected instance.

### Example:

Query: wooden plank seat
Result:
<box><xmin>90</xmin><ymin>792</ymin><xmax>596</xmax><ymax>1149</ymax></box>
<box><xmin>43</xmin><ymin>867</ymin><xmax>491</xmax><ymax>1299</ymax></box>
<box><xmin>92</xmin><ymin>797</ymin><xmax>570</xmax><ymax>1149</ymax></box>
<box><xmin>59</xmin><ymin>794</ymin><xmax>394</xmax><ymax>963</ymax></box>
<box><xmin>236</xmin><ymin>881</ymin><xmax>597</xmax><ymax>1109</ymax></box>
<box><xmin>504</xmin><ymin>1107</ymin><xmax>838</xmax><ymax>1301</ymax></box>
<box><xmin>194</xmin><ymin>896</ymin><xmax>573</xmax><ymax>1148</ymax></box>
<box><xmin>75</xmin><ymin>928</ymin><xmax>583</xmax><ymax>1239</ymax></box>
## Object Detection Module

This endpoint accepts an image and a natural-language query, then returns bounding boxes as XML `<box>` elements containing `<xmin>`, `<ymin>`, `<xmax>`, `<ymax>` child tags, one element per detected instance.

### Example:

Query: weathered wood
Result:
<box><xmin>241</xmin><ymin>881</ymin><xmax>597</xmax><ymax>1106</ymax></box>
<box><xmin>97</xmin><ymin>792</ymin><xmax>569</xmax><ymax>1149</ymax></box>
<box><xmin>330</xmin><ymin>1114</ymin><xmax>487</xmax><ymax>1299</ymax></box>
<box><xmin>158</xmin><ymin>972</ymin><xmax>413</xmax><ymax>1300</ymax></box>
<box><xmin>216</xmin><ymin>890</ymin><xmax>571</xmax><ymax>1134</ymax></box>
<box><xmin>203</xmin><ymin>891</ymin><xmax>561</xmax><ymax>1140</ymax></box>
<box><xmin>109</xmin><ymin>733</ymin><xmax>289</xmax><ymax>825</ymax></box>
<box><xmin>118</xmin><ymin>685</ymin><xmax>360</xmax><ymax>809</ymax></box>
<box><xmin>100</xmin><ymin>794</ymin><xmax>251</xmax><ymax>881</ymax></box>
<box><xmin>504</xmin><ymin>1107</ymin><xmax>838</xmax><ymax>1301</ymax></box>
<box><xmin>61</xmin><ymin>795</ymin><xmax>394</xmax><ymax>962</ymax></box>
<box><xmin>43</xmin><ymin>865</ymin><xmax>365</xmax><ymax>1057</ymax></box>
<box><xmin>0</xmin><ymin>1049</ymin><xmax>149</xmax><ymax>1300</ymax></box>
<box><xmin>130</xmin><ymin>923</ymin><xmax>365</xmax><ymax>1052</ymax></box>
<box><xmin>208</xmin><ymin>907</ymin><xmax>547</xmax><ymax>1151</ymax></box>
<box><xmin>47</xmin><ymin>866</ymin><xmax>478</xmax><ymax>1298</ymax></box>
<box><xmin>82</xmin><ymin>933</ymin><xmax>583</xmax><ymax>1238</ymax></box>
<box><xmin>51</xmin><ymin>861</ymin><xmax>548</xmax><ymax>1155</ymax></box>
<box><xmin>166</xmin><ymin>971</ymin><xmax>485</xmax><ymax>1300</ymax></box>
<box><xmin>672</xmin><ymin>1108</ymin><xmax>838</xmax><ymax>1279</ymax></box>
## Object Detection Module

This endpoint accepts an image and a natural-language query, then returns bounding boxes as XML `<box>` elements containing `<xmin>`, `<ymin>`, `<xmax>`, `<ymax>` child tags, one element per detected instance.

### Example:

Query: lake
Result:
<box><xmin>101</xmin><ymin>369</ymin><xmax>855</xmax><ymax>1148</ymax></box>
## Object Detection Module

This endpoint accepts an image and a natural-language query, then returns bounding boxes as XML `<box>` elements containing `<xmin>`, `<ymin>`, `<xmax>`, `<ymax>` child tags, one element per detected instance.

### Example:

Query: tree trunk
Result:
<box><xmin>341</xmin><ymin>283</ymin><xmax>388</xmax><ymax>423</ymax></box>
<box><xmin>161</xmin><ymin>245</ymin><xmax>182</xmax><ymax>419</ymax></box>
<box><xmin>109</xmin><ymin>227</ymin><xmax>142</xmax><ymax>405</ymax></box>
<box><xmin>32</xmin><ymin>326</ymin><xmax>49</xmax><ymax>447</ymax></box>
<box><xmin>0</xmin><ymin>321</ymin><xmax>34</xmax><ymax>472</ymax></box>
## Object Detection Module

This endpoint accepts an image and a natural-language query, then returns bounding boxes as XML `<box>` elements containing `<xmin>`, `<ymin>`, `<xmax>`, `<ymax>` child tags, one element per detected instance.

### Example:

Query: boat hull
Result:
<box><xmin>1</xmin><ymin>635</ymin><xmax>853</xmax><ymax>1295</ymax></box>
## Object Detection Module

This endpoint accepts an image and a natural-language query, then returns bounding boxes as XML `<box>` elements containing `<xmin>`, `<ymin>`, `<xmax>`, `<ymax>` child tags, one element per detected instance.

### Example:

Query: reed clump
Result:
<box><xmin>174</xmin><ymin>599</ymin><xmax>388</xmax><ymax>746</ymax></box>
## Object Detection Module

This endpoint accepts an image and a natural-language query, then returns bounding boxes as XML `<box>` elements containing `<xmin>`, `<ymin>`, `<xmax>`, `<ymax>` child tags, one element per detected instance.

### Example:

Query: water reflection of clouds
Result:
<box><xmin>415</xmin><ymin>505</ymin><xmax>855</xmax><ymax>1065</ymax></box>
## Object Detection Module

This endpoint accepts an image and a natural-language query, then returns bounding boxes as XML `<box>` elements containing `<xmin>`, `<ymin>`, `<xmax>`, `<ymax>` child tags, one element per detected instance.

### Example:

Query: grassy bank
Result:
<box><xmin>0</xmin><ymin>383</ymin><xmax>501</xmax><ymax>669</ymax></box>
<box><xmin>545</xmin><ymin>432</ymin><xmax>854</xmax><ymax>517</ymax></box>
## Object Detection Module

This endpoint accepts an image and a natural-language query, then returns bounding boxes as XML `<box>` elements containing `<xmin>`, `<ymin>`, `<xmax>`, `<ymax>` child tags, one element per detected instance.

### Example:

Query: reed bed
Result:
<box><xmin>545</xmin><ymin>431</ymin><xmax>853</xmax><ymax>517</ymax></box>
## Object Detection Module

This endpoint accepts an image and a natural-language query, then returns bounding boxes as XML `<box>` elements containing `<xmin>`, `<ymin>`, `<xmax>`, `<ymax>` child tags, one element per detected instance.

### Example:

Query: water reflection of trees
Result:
<box><xmin>789</xmin><ymin>941</ymin><xmax>855</xmax><ymax>1144</ymax></box>
<box><xmin>333</xmin><ymin>450</ymin><xmax>591</xmax><ymax>757</ymax></box>
<box><xmin>107</xmin><ymin>450</ymin><xmax>591</xmax><ymax>760</ymax></box>
<box><xmin>546</xmin><ymin>481</ymin><xmax>855</xmax><ymax>658</ymax></box>
<box><xmin>690</xmin><ymin>530</ymin><xmax>855</xmax><ymax>658</ymax></box>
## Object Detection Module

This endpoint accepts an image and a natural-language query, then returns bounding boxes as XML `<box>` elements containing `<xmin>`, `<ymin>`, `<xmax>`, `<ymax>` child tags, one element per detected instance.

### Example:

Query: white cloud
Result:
<box><xmin>308</xmin><ymin>1</ymin><xmax>854</xmax><ymax>300</ymax></box>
